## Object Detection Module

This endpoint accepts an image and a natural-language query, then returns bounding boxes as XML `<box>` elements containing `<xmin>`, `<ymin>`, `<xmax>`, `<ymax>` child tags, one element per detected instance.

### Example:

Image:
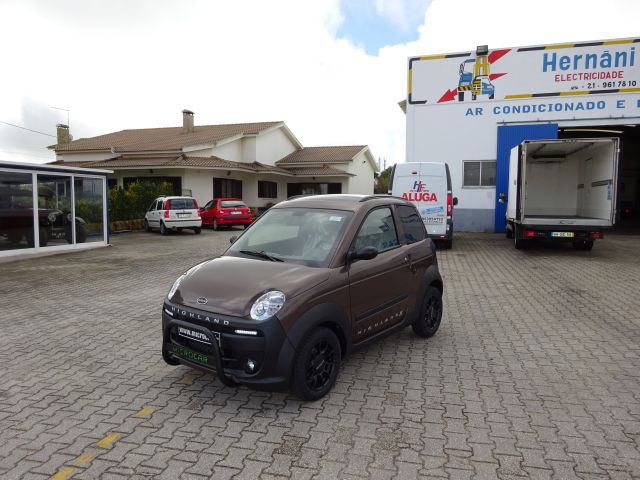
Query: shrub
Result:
<box><xmin>108</xmin><ymin>181</ymin><xmax>173</xmax><ymax>221</ymax></box>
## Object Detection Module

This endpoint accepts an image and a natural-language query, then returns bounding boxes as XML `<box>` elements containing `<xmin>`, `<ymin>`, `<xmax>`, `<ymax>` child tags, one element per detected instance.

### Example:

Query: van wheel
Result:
<box><xmin>144</xmin><ymin>219</ymin><xmax>151</xmax><ymax>232</ymax></box>
<box><xmin>160</xmin><ymin>222</ymin><xmax>168</xmax><ymax>235</ymax></box>
<box><xmin>513</xmin><ymin>225</ymin><xmax>526</xmax><ymax>249</ymax></box>
<box><xmin>291</xmin><ymin>328</ymin><xmax>340</xmax><ymax>401</ymax></box>
<box><xmin>505</xmin><ymin>223</ymin><xmax>513</xmax><ymax>239</ymax></box>
<box><xmin>573</xmin><ymin>239</ymin><xmax>593</xmax><ymax>251</ymax></box>
<box><xmin>412</xmin><ymin>286</ymin><xmax>443</xmax><ymax>338</ymax></box>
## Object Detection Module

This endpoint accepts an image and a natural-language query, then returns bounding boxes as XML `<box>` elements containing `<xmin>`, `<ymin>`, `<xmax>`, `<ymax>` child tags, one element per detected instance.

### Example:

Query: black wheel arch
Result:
<box><xmin>284</xmin><ymin>303</ymin><xmax>351</xmax><ymax>360</ymax></box>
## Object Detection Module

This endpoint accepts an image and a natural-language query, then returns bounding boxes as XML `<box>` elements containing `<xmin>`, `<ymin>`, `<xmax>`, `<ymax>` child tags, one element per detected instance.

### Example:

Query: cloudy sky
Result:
<box><xmin>1</xmin><ymin>0</ymin><xmax>639</xmax><ymax>167</ymax></box>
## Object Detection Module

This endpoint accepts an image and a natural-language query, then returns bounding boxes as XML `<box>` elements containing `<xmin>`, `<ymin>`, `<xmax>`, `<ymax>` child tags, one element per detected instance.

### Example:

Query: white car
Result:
<box><xmin>144</xmin><ymin>196</ymin><xmax>202</xmax><ymax>235</ymax></box>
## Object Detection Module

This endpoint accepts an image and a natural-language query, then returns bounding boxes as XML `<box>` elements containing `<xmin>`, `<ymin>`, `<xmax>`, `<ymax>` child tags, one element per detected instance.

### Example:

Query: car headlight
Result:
<box><xmin>168</xmin><ymin>274</ymin><xmax>186</xmax><ymax>301</ymax></box>
<box><xmin>250</xmin><ymin>290</ymin><xmax>285</xmax><ymax>321</ymax></box>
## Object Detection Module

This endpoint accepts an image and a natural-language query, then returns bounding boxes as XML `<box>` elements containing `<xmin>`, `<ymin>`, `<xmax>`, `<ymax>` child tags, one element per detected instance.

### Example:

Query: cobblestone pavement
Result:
<box><xmin>1</xmin><ymin>230</ymin><xmax>640</xmax><ymax>480</ymax></box>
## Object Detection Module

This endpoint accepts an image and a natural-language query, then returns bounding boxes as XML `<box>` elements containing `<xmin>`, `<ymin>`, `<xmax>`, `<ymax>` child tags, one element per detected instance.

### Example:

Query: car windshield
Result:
<box><xmin>169</xmin><ymin>198</ymin><xmax>196</xmax><ymax>210</ymax></box>
<box><xmin>226</xmin><ymin>208</ymin><xmax>353</xmax><ymax>267</ymax></box>
<box><xmin>220</xmin><ymin>201</ymin><xmax>246</xmax><ymax>208</ymax></box>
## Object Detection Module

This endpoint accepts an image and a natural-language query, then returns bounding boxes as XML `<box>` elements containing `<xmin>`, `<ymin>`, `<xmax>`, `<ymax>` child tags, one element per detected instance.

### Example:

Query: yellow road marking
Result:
<box><xmin>73</xmin><ymin>450</ymin><xmax>97</xmax><ymax>466</ymax></box>
<box><xmin>96</xmin><ymin>432</ymin><xmax>121</xmax><ymax>449</ymax></box>
<box><xmin>178</xmin><ymin>373</ymin><xmax>197</xmax><ymax>384</ymax></box>
<box><xmin>135</xmin><ymin>406</ymin><xmax>156</xmax><ymax>418</ymax></box>
<box><xmin>50</xmin><ymin>466</ymin><xmax>76</xmax><ymax>480</ymax></box>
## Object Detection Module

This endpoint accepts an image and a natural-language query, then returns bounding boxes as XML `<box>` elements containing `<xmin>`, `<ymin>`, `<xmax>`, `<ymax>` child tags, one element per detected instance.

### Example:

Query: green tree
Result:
<box><xmin>374</xmin><ymin>165</ymin><xmax>394</xmax><ymax>194</ymax></box>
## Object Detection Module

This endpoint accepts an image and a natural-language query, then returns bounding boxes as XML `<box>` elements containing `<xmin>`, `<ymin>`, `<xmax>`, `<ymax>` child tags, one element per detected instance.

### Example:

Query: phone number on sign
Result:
<box><xmin>423</xmin><ymin>216</ymin><xmax>444</xmax><ymax>225</ymax></box>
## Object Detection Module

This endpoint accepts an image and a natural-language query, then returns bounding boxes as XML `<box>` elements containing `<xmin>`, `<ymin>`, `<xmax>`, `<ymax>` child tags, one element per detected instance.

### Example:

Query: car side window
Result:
<box><xmin>396</xmin><ymin>205</ymin><xmax>426</xmax><ymax>244</ymax></box>
<box><xmin>204</xmin><ymin>200</ymin><xmax>213</xmax><ymax>210</ymax></box>
<box><xmin>148</xmin><ymin>200</ymin><xmax>157</xmax><ymax>211</ymax></box>
<box><xmin>156</xmin><ymin>200</ymin><xmax>164</xmax><ymax>210</ymax></box>
<box><xmin>353</xmin><ymin>207</ymin><xmax>399</xmax><ymax>252</ymax></box>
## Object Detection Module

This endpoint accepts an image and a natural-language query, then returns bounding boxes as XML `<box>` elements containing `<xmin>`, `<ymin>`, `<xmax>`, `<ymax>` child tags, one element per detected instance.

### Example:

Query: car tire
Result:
<box><xmin>291</xmin><ymin>327</ymin><xmax>341</xmax><ymax>401</ymax></box>
<box><xmin>194</xmin><ymin>227</ymin><xmax>201</xmax><ymax>234</ymax></box>
<box><xmin>160</xmin><ymin>222</ymin><xmax>168</xmax><ymax>235</ymax></box>
<box><xmin>243</xmin><ymin>224</ymin><xmax>249</xmax><ymax>230</ymax></box>
<box><xmin>412</xmin><ymin>286</ymin><xmax>443</xmax><ymax>338</ymax></box>
<box><xmin>144</xmin><ymin>219</ymin><xmax>151</xmax><ymax>232</ymax></box>
<box><xmin>7</xmin><ymin>230</ymin><xmax>22</xmax><ymax>243</ymax></box>
<box><xmin>27</xmin><ymin>227</ymin><xmax>48</xmax><ymax>248</ymax></box>
<box><xmin>75</xmin><ymin>223</ymin><xmax>87</xmax><ymax>243</ymax></box>
<box><xmin>213</xmin><ymin>219</ymin><xmax>219</xmax><ymax>231</ymax></box>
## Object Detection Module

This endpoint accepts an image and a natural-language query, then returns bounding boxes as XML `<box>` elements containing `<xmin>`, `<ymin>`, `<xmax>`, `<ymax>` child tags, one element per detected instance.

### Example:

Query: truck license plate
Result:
<box><xmin>551</xmin><ymin>232</ymin><xmax>574</xmax><ymax>238</ymax></box>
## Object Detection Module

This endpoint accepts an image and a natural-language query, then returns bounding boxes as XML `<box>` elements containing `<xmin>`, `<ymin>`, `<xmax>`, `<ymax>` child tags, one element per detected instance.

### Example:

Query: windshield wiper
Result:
<box><xmin>239</xmin><ymin>250</ymin><xmax>284</xmax><ymax>262</ymax></box>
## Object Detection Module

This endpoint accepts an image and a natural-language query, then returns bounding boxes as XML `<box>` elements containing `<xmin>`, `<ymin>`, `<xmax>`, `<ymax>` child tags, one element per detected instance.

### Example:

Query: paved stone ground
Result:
<box><xmin>1</xmin><ymin>230</ymin><xmax>640</xmax><ymax>480</ymax></box>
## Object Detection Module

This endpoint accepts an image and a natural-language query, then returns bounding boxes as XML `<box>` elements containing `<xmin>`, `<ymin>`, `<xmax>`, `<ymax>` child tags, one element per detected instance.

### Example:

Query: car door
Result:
<box><xmin>201</xmin><ymin>200</ymin><xmax>214</xmax><ymax>225</ymax></box>
<box><xmin>394</xmin><ymin>204</ymin><xmax>434</xmax><ymax>308</ymax></box>
<box><xmin>146</xmin><ymin>200</ymin><xmax>157</xmax><ymax>226</ymax></box>
<box><xmin>348</xmin><ymin>206</ymin><xmax>416</xmax><ymax>344</ymax></box>
<box><xmin>153</xmin><ymin>199</ymin><xmax>164</xmax><ymax>227</ymax></box>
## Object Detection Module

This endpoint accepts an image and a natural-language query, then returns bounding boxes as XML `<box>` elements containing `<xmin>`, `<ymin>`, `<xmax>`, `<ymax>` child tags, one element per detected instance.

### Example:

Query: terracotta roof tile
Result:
<box><xmin>51</xmin><ymin>121</ymin><xmax>283</xmax><ymax>153</ymax></box>
<box><xmin>276</xmin><ymin>146</ymin><xmax>365</xmax><ymax>165</ymax></box>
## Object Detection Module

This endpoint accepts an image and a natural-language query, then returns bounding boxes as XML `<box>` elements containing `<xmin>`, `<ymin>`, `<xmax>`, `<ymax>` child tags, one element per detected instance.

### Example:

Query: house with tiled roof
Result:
<box><xmin>49</xmin><ymin>110</ymin><xmax>377</xmax><ymax>209</ymax></box>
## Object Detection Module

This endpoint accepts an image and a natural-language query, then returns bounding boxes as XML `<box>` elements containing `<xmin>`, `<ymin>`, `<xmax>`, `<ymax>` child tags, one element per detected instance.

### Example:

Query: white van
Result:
<box><xmin>389</xmin><ymin>162</ymin><xmax>457</xmax><ymax>248</ymax></box>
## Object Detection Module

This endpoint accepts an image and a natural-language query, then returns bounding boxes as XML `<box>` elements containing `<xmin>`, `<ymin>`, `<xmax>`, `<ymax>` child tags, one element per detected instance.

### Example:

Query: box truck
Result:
<box><xmin>390</xmin><ymin>162</ymin><xmax>457</xmax><ymax>248</ymax></box>
<box><xmin>500</xmin><ymin>138</ymin><xmax>619</xmax><ymax>250</ymax></box>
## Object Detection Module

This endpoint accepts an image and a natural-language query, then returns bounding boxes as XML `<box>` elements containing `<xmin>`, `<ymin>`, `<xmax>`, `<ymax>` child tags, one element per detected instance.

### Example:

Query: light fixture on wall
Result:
<box><xmin>227</xmin><ymin>171</ymin><xmax>231</xmax><ymax>176</ymax></box>
<box><xmin>149</xmin><ymin>169</ymin><xmax>154</xmax><ymax>174</ymax></box>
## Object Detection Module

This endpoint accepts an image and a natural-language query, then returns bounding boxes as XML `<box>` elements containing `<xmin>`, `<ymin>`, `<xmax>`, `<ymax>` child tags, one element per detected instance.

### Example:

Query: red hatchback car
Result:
<box><xmin>200</xmin><ymin>198</ymin><xmax>253</xmax><ymax>230</ymax></box>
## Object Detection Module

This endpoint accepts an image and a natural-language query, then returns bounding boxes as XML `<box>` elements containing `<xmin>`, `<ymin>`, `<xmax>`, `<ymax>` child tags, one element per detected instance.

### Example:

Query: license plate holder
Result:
<box><xmin>551</xmin><ymin>231</ymin><xmax>574</xmax><ymax>238</ymax></box>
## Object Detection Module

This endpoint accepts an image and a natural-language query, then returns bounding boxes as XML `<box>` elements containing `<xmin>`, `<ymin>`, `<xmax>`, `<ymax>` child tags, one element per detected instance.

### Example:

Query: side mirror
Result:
<box><xmin>498</xmin><ymin>192</ymin><xmax>507</xmax><ymax>203</ymax></box>
<box><xmin>229</xmin><ymin>236</ymin><xmax>238</xmax><ymax>244</ymax></box>
<box><xmin>347</xmin><ymin>246</ymin><xmax>379</xmax><ymax>262</ymax></box>
<box><xmin>453</xmin><ymin>197</ymin><xmax>458</xmax><ymax>206</ymax></box>
<box><xmin>199</xmin><ymin>207</ymin><xmax>204</xmax><ymax>212</ymax></box>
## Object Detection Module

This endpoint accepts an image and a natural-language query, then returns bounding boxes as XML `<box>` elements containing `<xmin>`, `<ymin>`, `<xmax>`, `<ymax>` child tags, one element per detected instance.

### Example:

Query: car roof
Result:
<box><xmin>157</xmin><ymin>196</ymin><xmax>194</xmax><ymax>200</ymax></box>
<box><xmin>273</xmin><ymin>194</ymin><xmax>413</xmax><ymax>212</ymax></box>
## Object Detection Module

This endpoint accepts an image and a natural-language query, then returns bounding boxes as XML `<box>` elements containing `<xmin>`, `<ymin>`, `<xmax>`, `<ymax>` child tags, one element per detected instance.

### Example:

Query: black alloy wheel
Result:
<box><xmin>292</xmin><ymin>328</ymin><xmax>340</xmax><ymax>401</ymax></box>
<box><xmin>412</xmin><ymin>286</ymin><xmax>443</xmax><ymax>338</ymax></box>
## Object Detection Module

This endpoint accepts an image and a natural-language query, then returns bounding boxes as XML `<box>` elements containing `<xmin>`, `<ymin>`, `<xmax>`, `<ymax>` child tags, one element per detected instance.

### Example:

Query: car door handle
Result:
<box><xmin>404</xmin><ymin>254</ymin><xmax>417</xmax><ymax>273</ymax></box>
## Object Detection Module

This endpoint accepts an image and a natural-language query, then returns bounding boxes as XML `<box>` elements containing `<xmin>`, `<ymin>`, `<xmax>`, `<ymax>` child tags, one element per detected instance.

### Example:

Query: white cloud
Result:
<box><xmin>1</xmin><ymin>0</ymin><xmax>639</xmax><ymax>170</ymax></box>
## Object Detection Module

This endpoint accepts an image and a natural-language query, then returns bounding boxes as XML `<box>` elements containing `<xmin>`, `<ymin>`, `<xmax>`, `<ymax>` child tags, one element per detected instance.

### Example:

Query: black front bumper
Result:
<box><xmin>162</xmin><ymin>301</ymin><xmax>295</xmax><ymax>390</ymax></box>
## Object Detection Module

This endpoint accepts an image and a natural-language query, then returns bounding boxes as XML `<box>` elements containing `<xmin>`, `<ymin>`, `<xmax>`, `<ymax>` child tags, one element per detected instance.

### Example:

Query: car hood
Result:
<box><xmin>171</xmin><ymin>256</ymin><xmax>330</xmax><ymax>317</ymax></box>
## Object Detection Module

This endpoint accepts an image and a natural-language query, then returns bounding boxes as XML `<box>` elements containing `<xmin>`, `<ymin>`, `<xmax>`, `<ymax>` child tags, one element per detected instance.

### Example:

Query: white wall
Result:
<box><xmin>255</xmin><ymin>129</ymin><xmax>298</xmax><ymax>166</ymax></box>
<box><xmin>346</xmin><ymin>151</ymin><xmax>375</xmax><ymax>194</ymax></box>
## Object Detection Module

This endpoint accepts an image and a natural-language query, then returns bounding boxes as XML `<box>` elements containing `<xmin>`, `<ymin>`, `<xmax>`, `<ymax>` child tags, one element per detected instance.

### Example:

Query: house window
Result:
<box><xmin>287</xmin><ymin>183</ymin><xmax>341</xmax><ymax>197</ymax></box>
<box><xmin>214</xmin><ymin>178</ymin><xmax>242</xmax><ymax>198</ymax></box>
<box><xmin>463</xmin><ymin>161</ymin><xmax>496</xmax><ymax>187</ymax></box>
<box><xmin>258</xmin><ymin>181</ymin><xmax>277</xmax><ymax>199</ymax></box>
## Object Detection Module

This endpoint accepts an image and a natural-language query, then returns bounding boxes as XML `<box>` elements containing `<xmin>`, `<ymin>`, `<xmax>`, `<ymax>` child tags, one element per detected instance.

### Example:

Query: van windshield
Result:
<box><xmin>225</xmin><ymin>208</ymin><xmax>352</xmax><ymax>267</ymax></box>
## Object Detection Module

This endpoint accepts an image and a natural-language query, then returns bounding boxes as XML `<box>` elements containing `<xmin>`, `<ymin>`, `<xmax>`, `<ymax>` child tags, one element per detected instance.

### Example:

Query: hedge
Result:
<box><xmin>108</xmin><ymin>181</ymin><xmax>173</xmax><ymax>222</ymax></box>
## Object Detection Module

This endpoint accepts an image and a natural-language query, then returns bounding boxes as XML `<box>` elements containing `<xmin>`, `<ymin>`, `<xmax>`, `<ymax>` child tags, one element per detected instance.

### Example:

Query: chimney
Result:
<box><xmin>182</xmin><ymin>109</ymin><xmax>194</xmax><ymax>134</ymax></box>
<box><xmin>56</xmin><ymin>124</ymin><xmax>71</xmax><ymax>144</ymax></box>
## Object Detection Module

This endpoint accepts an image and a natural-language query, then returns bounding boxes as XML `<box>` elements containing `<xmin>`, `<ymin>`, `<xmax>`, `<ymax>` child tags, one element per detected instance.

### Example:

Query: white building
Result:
<box><xmin>50</xmin><ymin>111</ymin><xmax>377</xmax><ymax>210</ymax></box>
<box><xmin>405</xmin><ymin>37</ymin><xmax>640</xmax><ymax>232</ymax></box>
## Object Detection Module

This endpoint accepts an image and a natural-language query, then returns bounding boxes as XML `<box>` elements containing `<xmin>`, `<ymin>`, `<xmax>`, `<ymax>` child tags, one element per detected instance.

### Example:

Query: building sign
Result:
<box><xmin>408</xmin><ymin>38</ymin><xmax>640</xmax><ymax>105</ymax></box>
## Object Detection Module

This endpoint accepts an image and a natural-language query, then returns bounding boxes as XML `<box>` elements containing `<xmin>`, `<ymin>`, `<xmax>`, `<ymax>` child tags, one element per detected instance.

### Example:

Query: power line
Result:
<box><xmin>0</xmin><ymin>121</ymin><xmax>56</xmax><ymax>138</ymax></box>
